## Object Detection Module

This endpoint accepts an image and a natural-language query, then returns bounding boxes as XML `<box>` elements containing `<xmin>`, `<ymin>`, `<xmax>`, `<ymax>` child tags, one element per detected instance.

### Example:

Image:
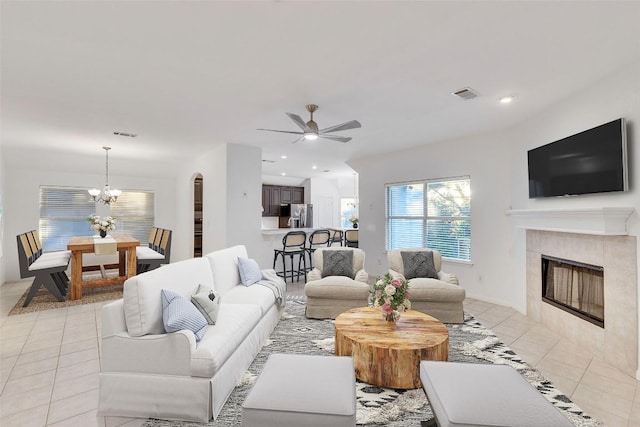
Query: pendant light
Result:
<box><xmin>88</xmin><ymin>146</ymin><xmax>121</xmax><ymax>204</ymax></box>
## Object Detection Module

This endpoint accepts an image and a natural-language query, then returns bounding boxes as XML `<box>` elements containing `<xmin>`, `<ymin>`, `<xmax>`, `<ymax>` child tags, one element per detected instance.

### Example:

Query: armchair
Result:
<box><xmin>388</xmin><ymin>248</ymin><xmax>465</xmax><ymax>323</ymax></box>
<box><xmin>304</xmin><ymin>247</ymin><xmax>369</xmax><ymax>319</ymax></box>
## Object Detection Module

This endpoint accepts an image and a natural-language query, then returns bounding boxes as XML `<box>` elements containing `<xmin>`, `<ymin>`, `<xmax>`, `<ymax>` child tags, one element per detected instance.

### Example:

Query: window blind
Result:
<box><xmin>386</xmin><ymin>177</ymin><xmax>471</xmax><ymax>262</ymax></box>
<box><xmin>39</xmin><ymin>186</ymin><xmax>155</xmax><ymax>251</ymax></box>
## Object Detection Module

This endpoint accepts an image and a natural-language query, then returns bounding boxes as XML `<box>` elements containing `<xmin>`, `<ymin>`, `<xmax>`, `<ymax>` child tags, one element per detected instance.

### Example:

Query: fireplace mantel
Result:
<box><xmin>506</xmin><ymin>207</ymin><xmax>635</xmax><ymax>235</ymax></box>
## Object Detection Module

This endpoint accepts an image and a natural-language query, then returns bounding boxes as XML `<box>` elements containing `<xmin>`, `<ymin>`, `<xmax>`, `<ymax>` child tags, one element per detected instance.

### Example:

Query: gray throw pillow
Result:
<box><xmin>401</xmin><ymin>251</ymin><xmax>438</xmax><ymax>280</ymax></box>
<box><xmin>191</xmin><ymin>284</ymin><xmax>221</xmax><ymax>325</ymax></box>
<box><xmin>322</xmin><ymin>250</ymin><xmax>354</xmax><ymax>279</ymax></box>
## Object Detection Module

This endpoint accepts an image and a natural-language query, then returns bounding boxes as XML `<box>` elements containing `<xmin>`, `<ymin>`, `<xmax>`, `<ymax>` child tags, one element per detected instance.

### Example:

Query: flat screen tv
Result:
<box><xmin>528</xmin><ymin>118</ymin><xmax>628</xmax><ymax>198</ymax></box>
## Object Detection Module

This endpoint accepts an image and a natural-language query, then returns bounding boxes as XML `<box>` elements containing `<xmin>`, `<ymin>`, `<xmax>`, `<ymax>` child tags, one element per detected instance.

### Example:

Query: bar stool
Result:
<box><xmin>345</xmin><ymin>229</ymin><xmax>359</xmax><ymax>248</ymax></box>
<box><xmin>306</xmin><ymin>229</ymin><xmax>331</xmax><ymax>271</ymax></box>
<box><xmin>328</xmin><ymin>229</ymin><xmax>344</xmax><ymax>247</ymax></box>
<box><xmin>273</xmin><ymin>230</ymin><xmax>307</xmax><ymax>283</ymax></box>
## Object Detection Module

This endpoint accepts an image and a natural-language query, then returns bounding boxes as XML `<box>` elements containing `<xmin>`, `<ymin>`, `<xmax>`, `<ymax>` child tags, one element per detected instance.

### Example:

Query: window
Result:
<box><xmin>386</xmin><ymin>177</ymin><xmax>471</xmax><ymax>262</ymax></box>
<box><xmin>39</xmin><ymin>186</ymin><xmax>155</xmax><ymax>251</ymax></box>
<box><xmin>340</xmin><ymin>198</ymin><xmax>357</xmax><ymax>228</ymax></box>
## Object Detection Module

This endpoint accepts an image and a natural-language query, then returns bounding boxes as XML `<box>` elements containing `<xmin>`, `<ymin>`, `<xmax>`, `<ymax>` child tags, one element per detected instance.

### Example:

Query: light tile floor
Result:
<box><xmin>1</xmin><ymin>279</ymin><xmax>638</xmax><ymax>426</ymax></box>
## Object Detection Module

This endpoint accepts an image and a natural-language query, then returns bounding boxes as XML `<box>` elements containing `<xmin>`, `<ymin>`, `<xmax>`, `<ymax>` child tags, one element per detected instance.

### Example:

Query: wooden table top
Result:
<box><xmin>334</xmin><ymin>306</ymin><xmax>449</xmax><ymax>350</ymax></box>
<box><xmin>67</xmin><ymin>234</ymin><xmax>140</xmax><ymax>250</ymax></box>
<box><xmin>335</xmin><ymin>306</ymin><xmax>449</xmax><ymax>389</ymax></box>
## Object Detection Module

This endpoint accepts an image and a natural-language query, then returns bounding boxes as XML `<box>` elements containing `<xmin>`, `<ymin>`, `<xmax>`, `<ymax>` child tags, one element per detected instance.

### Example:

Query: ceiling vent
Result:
<box><xmin>262</xmin><ymin>159</ymin><xmax>276</xmax><ymax>163</ymax></box>
<box><xmin>451</xmin><ymin>87</ymin><xmax>478</xmax><ymax>100</ymax></box>
<box><xmin>113</xmin><ymin>131</ymin><xmax>137</xmax><ymax>138</ymax></box>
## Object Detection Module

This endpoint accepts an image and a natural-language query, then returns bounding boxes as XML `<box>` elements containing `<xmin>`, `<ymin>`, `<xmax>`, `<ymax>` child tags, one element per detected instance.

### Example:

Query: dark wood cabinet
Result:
<box><xmin>292</xmin><ymin>187</ymin><xmax>304</xmax><ymax>204</ymax></box>
<box><xmin>281</xmin><ymin>187</ymin><xmax>293</xmax><ymax>204</ymax></box>
<box><xmin>262</xmin><ymin>185</ymin><xmax>304</xmax><ymax>216</ymax></box>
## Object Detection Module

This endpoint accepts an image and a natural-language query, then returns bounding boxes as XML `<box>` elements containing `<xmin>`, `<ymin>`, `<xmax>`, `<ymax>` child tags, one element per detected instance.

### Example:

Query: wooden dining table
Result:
<box><xmin>67</xmin><ymin>233</ymin><xmax>140</xmax><ymax>300</ymax></box>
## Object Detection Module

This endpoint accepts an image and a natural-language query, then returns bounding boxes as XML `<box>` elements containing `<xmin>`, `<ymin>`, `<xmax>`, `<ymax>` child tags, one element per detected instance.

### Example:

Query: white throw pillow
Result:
<box><xmin>238</xmin><ymin>257</ymin><xmax>262</xmax><ymax>286</ymax></box>
<box><xmin>161</xmin><ymin>289</ymin><xmax>208</xmax><ymax>341</ymax></box>
<box><xmin>191</xmin><ymin>284</ymin><xmax>221</xmax><ymax>325</ymax></box>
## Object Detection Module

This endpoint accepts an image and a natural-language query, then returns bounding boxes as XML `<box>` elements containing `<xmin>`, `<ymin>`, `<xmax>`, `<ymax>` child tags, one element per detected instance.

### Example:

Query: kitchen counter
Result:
<box><xmin>261</xmin><ymin>227</ymin><xmax>320</xmax><ymax>236</ymax></box>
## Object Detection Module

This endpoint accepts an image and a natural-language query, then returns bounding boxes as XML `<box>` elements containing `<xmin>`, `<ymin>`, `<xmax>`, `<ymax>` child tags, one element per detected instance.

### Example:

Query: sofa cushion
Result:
<box><xmin>304</xmin><ymin>276</ymin><xmax>370</xmax><ymax>299</ymax></box>
<box><xmin>124</xmin><ymin>257</ymin><xmax>214</xmax><ymax>337</ymax></box>
<box><xmin>321</xmin><ymin>250</ymin><xmax>354</xmax><ymax>279</ymax></box>
<box><xmin>161</xmin><ymin>289</ymin><xmax>208</xmax><ymax>341</ymax></box>
<box><xmin>220</xmin><ymin>284</ymin><xmax>276</xmax><ymax>315</ymax></box>
<box><xmin>191</xmin><ymin>284</ymin><xmax>221</xmax><ymax>325</ymax></box>
<box><xmin>191</xmin><ymin>303</ymin><xmax>262</xmax><ymax>378</ymax></box>
<box><xmin>406</xmin><ymin>278</ymin><xmax>466</xmax><ymax>303</ymax></box>
<box><xmin>401</xmin><ymin>250</ymin><xmax>438</xmax><ymax>279</ymax></box>
<box><xmin>238</xmin><ymin>257</ymin><xmax>262</xmax><ymax>286</ymax></box>
<box><xmin>205</xmin><ymin>245</ymin><xmax>249</xmax><ymax>295</ymax></box>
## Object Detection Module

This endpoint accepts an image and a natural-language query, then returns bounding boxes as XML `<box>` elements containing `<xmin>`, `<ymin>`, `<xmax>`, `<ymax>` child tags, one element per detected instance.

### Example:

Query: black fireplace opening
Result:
<box><xmin>541</xmin><ymin>255</ymin><xmax>604</xmax><ymax>328</ymax></box>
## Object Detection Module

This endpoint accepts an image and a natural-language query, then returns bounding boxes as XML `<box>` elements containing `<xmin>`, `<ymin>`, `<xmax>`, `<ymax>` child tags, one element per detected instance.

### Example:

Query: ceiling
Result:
<box><xmin>2</xmin><ymin>1</ymin><xmax>639</xmax><ymax>180</ymax></box>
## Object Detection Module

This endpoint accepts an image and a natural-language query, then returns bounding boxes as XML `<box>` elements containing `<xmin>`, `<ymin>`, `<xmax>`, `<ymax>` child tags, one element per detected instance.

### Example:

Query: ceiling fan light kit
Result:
<box><xmin>257</xmin><ymin>104</ymin><xmax>361</xmax><ymax>144</ymax></box>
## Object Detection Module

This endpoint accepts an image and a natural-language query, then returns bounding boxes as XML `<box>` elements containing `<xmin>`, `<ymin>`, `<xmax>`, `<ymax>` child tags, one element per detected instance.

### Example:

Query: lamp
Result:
<box><xmin>89</xmin><ymin>146</ymin><xmax>121</xmax><ymax>204</ymax></box>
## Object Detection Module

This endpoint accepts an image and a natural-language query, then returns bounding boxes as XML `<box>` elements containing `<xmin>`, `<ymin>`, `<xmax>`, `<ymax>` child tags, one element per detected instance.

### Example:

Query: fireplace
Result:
<box><xmin>541</xmin><ymin>255</ymin><xmax>604</xmax><ymax>328</ymax></box>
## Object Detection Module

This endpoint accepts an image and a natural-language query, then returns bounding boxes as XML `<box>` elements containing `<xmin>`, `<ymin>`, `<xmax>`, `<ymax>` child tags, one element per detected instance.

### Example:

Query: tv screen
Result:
<box><xmin>528</xmin><ymin>118</ymin><xmax>628</xmax><ymax>198</ymax></box>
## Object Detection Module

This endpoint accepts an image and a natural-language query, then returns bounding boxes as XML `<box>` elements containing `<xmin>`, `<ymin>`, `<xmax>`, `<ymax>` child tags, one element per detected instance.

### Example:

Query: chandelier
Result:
<box><xmin>88</xmin><ymin>146</ymin><xmax>121</xmax><ymax>204</ymax></box>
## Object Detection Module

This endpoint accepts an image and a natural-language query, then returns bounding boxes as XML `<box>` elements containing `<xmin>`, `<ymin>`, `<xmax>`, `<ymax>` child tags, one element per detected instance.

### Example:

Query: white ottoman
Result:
<box><xmin>242</xmin><ymin>354</ymin><xmax>356</xmax><ymax>427</ymax></box>
<box><xmin>420</xmin><ymin>361</ymin><xmax>574</xmax><ymax>427</ymax></box>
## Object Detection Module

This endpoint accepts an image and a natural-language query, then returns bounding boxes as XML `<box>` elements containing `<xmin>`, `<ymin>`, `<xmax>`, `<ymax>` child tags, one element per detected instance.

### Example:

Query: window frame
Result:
<box><xmin>385</xmin><ymin>176</ymin><xmax>471</xmax><ymax>262</ymax></box>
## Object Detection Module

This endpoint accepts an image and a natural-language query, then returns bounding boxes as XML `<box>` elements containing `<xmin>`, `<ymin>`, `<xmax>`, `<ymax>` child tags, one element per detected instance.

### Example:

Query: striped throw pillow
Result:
<box><xmin>161</xmin><ymin>289</ymin><xmax>208</xmax><ymax>341</ymax></box>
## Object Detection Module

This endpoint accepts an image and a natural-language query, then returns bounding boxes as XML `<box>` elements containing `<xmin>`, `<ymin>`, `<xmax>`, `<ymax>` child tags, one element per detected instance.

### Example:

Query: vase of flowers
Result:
<box><xmin>349</xmin><ymin>215</ymin><xmax>359</xmax><ymax>229</ymax></box>
<box><xmin>370</xmin><ymin>273</ymin><xmax>410</xmax><ymax>323</ymax></box>
<box><xmin>87</xmin><ymin>214</ymin><xmax>116</xmax><ymax>238</ymax></box>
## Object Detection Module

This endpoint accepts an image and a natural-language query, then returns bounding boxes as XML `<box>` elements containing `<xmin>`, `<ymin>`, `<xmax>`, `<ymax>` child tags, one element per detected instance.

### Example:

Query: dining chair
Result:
<box><xmin>328</xmin><ymin>229</ymin><xmax>344</xmax><ymax>247</ymax></box>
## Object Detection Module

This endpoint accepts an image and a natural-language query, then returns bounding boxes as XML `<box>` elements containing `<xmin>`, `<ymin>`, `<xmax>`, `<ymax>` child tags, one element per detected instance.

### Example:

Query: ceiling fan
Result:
<box><xmin>257</xmin><ymin>104</ymin><xmax>361</xmax><ymax>144</ymax></box>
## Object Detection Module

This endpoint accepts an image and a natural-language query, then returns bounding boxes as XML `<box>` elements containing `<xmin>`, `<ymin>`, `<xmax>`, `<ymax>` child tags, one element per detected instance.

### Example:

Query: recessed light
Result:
<box><xmin>312</xmin><ymin>165</ymin><xmax>317</xmax><ymax>170</ymax></box>
<box><xmin>281</xmin><ymin>172</ymin><xmax>286</xmax><ymax>176</ymax></box>
<box><xmin>281</xmin><ymin>155</ymin><xmax>287</xmax><ymax>159</ymax></box>
<box><xmin>499</xmin><ymin>96</ymin><xmax>514</xmax><ymax>104</ymax></box>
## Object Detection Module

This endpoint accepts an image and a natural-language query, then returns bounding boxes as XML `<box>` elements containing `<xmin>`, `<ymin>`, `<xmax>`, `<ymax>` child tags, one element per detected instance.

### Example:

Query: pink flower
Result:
<box><xmin>375</xmin><ymin>290</ymin><xmax>382</xmax><ymax>300</ymax></box>
<box><xmin>405</xmin><ymin>290</ymin><xmax>410</xmax><ymax>299</ymax></box>
<box><xmin>391</xmin><ymin>278</ymin><xmax>403</xmax><ymax>287</ymax></box>
<box><xmin>381</xmin><ymin>303</ymin><xmax>393</xmax><ymax>314</ymax></box>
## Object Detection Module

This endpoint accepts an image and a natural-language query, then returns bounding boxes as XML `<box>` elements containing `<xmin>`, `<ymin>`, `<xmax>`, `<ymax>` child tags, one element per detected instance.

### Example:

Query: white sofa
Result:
<box><xmin>98</xmin><ymin>245</ymin><xmax>284</xmax><ymax>422</ymax></box>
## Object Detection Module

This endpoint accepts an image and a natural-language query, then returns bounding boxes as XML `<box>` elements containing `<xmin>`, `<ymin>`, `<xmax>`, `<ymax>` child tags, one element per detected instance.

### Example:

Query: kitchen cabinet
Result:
<box><xmin>262</xmin><ymin>185</ymin><xmax>304</xmax><ymax>216</ymax></box>
<box><xmin>292</xmin><ymin>187</ymin><xmax>304</xmax><ymax>204</ymax></box>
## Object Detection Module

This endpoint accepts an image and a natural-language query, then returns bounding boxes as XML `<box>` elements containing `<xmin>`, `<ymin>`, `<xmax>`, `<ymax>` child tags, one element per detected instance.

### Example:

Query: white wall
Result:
<box><xmin>0</xmin><ymin>140</ymin><xmax>5</xmax><ymax>285</ymax></box>
<box><xmin>174</xmin><ymin>143</ymin><xmax>267</xmax><ymax>265</ymax></box>
<box><xmin>349</xmin><ymin>129</ymin><xmax>514</xmax><ymax>307</ymax></box>
<box><xmin>1</xmin><ymin>154</ymin><xmax>177</xmax><ymax>282</ymax></box>
<box><xmin>350</xmin><ymin>60</ymin><xmax>640</xmax><ymax>315</ymax></box>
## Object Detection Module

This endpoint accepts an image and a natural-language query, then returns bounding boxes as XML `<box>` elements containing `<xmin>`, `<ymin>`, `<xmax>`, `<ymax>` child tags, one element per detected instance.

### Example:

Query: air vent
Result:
<box><xmin>113</xmin><ymin>131</ymin><xmax>137</xmax><ymax>138</ymax></box>
<box><xmin>322</xmin><ymin>169</ymin><xmax>331</xmax><ymax>173</ymax></box>
<box><xmin>451</xmin><ymin>87</ymin><xmax>478</xmax><ymax>100</ymax></box>
<box><xmin>262</xmin><ymin>159</ymin><xmax>276</xmax><ymax>163</ymax></box>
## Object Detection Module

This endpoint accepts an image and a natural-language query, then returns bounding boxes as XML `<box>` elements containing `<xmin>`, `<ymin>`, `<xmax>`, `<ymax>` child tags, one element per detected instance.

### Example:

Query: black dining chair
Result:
<box><xmin>273</xmin><ymin>230</ymin><xmax>308</xmax><ymax>283</ymax></box>
<box><xmin>345</xmin><ymin>229</ymin><xmax>359</xmax><ymax>248</ymax></box>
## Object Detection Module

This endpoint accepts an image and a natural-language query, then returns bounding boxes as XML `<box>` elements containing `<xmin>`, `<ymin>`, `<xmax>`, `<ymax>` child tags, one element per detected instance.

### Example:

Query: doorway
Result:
<box><xmin>194</xmin><ymin>174</ymin><xmax>203</xmax><ymax>257</ymax></box>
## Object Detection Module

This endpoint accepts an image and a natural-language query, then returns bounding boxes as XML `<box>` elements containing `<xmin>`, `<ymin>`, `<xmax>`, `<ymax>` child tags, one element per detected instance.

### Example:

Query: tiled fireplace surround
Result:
<box><xmin>526</xmin><ymin>229</ymin><xmax>638</xmax><ymax>376</ymax></box>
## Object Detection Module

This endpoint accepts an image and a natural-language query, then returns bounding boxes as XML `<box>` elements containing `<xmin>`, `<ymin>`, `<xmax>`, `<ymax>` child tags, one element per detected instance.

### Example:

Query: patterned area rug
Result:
<box><xmin>144</xmin><ymin>299</ymin><xmax>602</xmax><ymax>427</ymax></box>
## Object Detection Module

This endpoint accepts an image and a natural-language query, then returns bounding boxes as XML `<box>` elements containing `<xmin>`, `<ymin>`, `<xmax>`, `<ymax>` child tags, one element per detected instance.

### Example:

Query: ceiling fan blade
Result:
<box><xmin>257</xmin><ymin>128</ymin><xmax>304</xmax><ymax>135</ymax></box>
<box><xmin>286</xmin><ymin>113</ymin><xmax>311</xmax><ymax>132</ymax></box>
<box><xmin>318</xmin><ymin>120</ymin><xmax>361</xmax><ymax>134</ymax></box>
<box><xmin>319</xmin><ymin>134</ymin><xmax>352</xmax><ymax>143</ymax></box>
<box><xmin>291</xmin><ymin>136</ymin><xmax>305</xmax><ymax>144</ymax></box>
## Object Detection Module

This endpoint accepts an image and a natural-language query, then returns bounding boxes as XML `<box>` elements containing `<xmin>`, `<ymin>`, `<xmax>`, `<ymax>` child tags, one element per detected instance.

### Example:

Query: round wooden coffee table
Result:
<box><xmin>335</xmin><ymin>307</ymin><xmax>449</xmax><ymax>389</ymax></box>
